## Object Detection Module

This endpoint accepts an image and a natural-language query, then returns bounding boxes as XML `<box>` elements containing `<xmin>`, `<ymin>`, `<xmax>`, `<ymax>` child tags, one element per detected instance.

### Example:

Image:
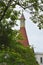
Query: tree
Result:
<box><xmin>0</xmin><ymin>40</ymin><xmax>39</xmax><ymax>65</ymax></box>
<box><xmin>0</xmin><ymin>0</ymin><xmax>43</xmax><ymax>29</ymax></box>
<box><xmin>0</xmin><ymin>0</ymin><xmax>41</xmax><ymax>65</ymax></box>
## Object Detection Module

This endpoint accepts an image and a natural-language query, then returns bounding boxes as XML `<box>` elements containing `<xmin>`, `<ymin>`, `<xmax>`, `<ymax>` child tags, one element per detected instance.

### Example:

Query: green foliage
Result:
<box><xmin>0</xmin><ymin>0</ymin><xmax>43</xmax><ymax>28</ymax></box>
<box><xmin>0</xmin><ymin>1</ymin><xmax>6</xmax><ymax>7</ymax></box>
<box><xmin>0</xmin><ymin>0</ymin><xmax>41</xmax><ymax>65</ymax></box>
<box><xmin>0</xmin><ymin>41</ymin><xmax>39</xmax><ymax>65</ymax></box>
<box><xmin>0</xmin><ymin>0</ymin><xmax>43</xmax><ymax>29</ymax></box>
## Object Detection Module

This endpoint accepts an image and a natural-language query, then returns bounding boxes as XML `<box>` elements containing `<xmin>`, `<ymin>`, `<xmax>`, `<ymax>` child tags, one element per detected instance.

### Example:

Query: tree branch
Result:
<box><xmin>0</xmin><ymin>0</ymin><xmax>13</xmax><ymax>22</ymax></box>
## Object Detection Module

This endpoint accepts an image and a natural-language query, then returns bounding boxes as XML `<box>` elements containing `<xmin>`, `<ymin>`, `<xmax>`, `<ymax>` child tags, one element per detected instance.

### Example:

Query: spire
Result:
<box><xmin>19</xmin><ymin>10</ymin><xmax>29</xmax><ymax>47</ymax></box>
<box><xmin>20</xmin><ymin>11</ymin><xmax>25</xmax><ymax>27</ymax></box>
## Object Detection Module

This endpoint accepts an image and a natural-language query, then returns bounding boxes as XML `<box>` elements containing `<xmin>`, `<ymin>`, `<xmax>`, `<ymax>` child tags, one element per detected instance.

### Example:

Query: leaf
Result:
<box><xmin>0</xmin><ymin>1</ymin><xmax>6</xmax><ymax>7</ymax></box>
<box><xmin>5</xmin><ymin>9</ymin><xmax>12</xmax><ymax>18</ymax></box>
<box><xmin>11</xmin><ymin>4</ymin><xmax>15</xmax><ymax>8</ymax></box>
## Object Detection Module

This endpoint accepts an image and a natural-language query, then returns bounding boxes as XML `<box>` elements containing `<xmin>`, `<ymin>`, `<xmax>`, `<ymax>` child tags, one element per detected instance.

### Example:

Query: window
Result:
<box><xmin>40</xmin><ymin>57</ymin><xmax>42</xmax><ymax>63</ymax></box>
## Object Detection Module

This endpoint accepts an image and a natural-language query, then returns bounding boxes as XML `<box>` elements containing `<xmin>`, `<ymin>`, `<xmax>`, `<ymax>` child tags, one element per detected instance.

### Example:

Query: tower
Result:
<box><xmin>19</xmin><ymin>12</ymin><xmax>29</xmax><ymax>46</ymax></box>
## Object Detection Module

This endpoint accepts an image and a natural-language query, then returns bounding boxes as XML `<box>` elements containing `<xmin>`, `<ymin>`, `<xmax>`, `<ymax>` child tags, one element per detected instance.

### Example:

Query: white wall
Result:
<box><xmin>35</xmin><ymin>53</ymin><xmax>43</xmax><ymax>65</ymax></box>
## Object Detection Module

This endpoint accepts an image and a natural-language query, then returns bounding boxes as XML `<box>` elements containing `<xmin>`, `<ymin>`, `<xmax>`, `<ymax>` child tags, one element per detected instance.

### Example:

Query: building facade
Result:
<box><xmin>35</xmin><ymin>52</ymin><xmax>43</xmax><ymax>65</ymax></box>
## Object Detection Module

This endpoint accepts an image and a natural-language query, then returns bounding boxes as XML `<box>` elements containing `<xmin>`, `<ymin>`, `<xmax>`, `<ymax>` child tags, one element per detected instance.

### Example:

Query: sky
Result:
<box><xmin>15</xmin><ymin>5</ymin><xmax>43</xmax><ymax>53</ymax></box>
<box><xmin>25</xmin><ymin>17</ymin><xmax>43</xmax><ymax>53</ymax></box>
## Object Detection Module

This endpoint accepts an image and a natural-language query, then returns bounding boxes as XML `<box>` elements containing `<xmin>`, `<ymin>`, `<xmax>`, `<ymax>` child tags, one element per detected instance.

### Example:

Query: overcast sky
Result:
<box><xmin>15</xmin><ymin>5</ymin><xmax>43</xmax><ymax>53</ymax></box>
<box><xmin>22</xmin><ymin>12</ymin><xmax>43</xmax><ymax>53</ymax></box>
<box><xmin>26</xmin><ymin>18</ymin><xmax>43</xmax><ymax>53</ymax></box>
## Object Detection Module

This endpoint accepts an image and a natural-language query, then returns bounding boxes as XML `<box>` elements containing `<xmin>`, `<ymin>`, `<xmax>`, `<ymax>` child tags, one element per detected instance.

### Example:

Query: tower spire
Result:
<box><xmin>20</xmin><ymin>11</ymin><xmax>25</xmax><ymax>27</ymax></box>
<box><xmin>19</xmin><ymin>10</ymin><xmax>29</xmax><ymax>47</ymax></box>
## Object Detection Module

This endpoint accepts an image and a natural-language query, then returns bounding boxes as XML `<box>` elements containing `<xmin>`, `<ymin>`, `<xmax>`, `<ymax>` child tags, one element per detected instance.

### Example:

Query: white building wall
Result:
<box><xmin>35</xmin><ymin>53</ymin><xmax>43</xmax><ymax>65</ymax></box>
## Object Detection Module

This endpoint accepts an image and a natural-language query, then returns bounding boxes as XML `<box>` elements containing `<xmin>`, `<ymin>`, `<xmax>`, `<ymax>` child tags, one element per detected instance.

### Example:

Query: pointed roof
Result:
<box><xmin>19</xmin><ymin>12</ymin><xmax>29</xmax><ymax>47</ymax></box>
<box><xmin>20</xmin><ymin>13</ymin><xmax>25</xmax><ymax>20</ymax></box>
<box><xmin>19</xmin><ymin>27</ymin><xmax>29</xmax><ymax>46</ymax></box>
